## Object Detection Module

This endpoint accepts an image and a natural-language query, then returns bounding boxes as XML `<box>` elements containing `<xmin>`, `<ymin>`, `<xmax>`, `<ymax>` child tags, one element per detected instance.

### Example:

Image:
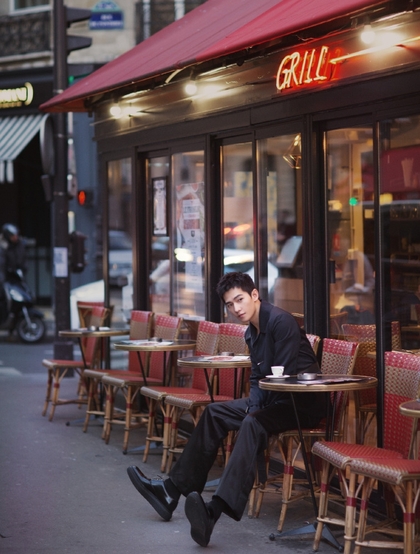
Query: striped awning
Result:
<box><xmin>0</xmin><ymin>114</ymin><xmax>46</xmax><ymax>183</ymax></box>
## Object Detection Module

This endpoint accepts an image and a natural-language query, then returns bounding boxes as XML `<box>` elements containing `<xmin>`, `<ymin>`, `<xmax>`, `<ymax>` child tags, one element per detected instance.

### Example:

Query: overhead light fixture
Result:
<box><xmin>185</xmin><ymin>81</ymin><xmax>198</xmax><ymax>95</ymax></box>
<box><xmin>361</xmin><ymin>20</ymin><xmax>376</xmax><ymax>45</ymax></box>
<box><xmin>110</xmin><ymin>104</ymin><xmax>122</xmax><ymax>117</ymax></box>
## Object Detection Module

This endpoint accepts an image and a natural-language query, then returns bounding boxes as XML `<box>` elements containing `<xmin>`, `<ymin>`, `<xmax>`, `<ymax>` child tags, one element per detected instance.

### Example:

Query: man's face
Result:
<box><xmin>223</xmin><ymin>287</ymin><xmax>260</xmax><ymax>325</ymax></box>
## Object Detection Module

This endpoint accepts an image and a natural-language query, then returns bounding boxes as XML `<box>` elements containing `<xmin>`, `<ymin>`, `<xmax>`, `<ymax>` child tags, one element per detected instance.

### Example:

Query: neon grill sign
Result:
<box><xmin>276</xmin><ymin>46</ymin><xmax>338</xmax><ymax>92</ymax></box>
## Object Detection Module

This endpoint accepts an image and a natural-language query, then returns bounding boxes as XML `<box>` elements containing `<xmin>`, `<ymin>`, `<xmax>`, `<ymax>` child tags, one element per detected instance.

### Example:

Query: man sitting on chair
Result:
<box><xmin>127</xmin><ymin>271</ymin><xmax>326</xmax><ymax>547</ymax></box>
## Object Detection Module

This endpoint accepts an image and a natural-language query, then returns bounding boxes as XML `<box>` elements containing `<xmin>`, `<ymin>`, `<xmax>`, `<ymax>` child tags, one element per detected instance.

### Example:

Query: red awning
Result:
<box><xmin>41</xmin><ymin>0</ymin><xmax>385</xmax><ymax>113</ymax></box>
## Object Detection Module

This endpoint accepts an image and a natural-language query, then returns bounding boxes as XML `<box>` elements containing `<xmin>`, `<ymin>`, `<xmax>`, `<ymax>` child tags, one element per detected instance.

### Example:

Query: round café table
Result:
<box><xmin>113</xmin><ymin>338</ymin><xmax>197</xmax><ymax>386</ymax></box>
<box><xmin>177</xmin><ymin>354</ymin><xmax>251</xmax><ymax>401</ymax></box>
<box><xmin>259</xmin><ymin>373</ymin><xmax>378</xmax><ymax>549</ymax></box>
<box><xmin>59</xmin><ymin>327</ymin><xmax>130</xmax><ymax>368</ymax></box>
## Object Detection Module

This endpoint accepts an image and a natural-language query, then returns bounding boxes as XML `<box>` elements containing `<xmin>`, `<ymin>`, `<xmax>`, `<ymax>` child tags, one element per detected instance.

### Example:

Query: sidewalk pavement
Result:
<box><xmin>0</xmin><ymin>333</ymin><xmax>379</xmax><ymax>554</ymax></box>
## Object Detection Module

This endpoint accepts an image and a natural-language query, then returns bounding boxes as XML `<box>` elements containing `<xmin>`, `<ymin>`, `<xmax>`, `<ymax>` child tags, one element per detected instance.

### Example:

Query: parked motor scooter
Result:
<box><xmin>0</xmin><ymin>269</ymin><xmax>46</xmax><ymax>343</ymax></box>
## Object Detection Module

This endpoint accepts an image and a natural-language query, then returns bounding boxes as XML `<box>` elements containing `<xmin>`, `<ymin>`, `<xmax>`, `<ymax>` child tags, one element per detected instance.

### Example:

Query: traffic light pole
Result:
<box><xmin>52</xmin><ymin>0</ymin><xmax>72</xmax><ymax>359</ymax></box>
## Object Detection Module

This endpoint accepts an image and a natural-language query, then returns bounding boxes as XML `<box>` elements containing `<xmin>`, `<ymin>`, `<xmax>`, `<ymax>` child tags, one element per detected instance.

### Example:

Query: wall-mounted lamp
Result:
<box><xmin>361</xmin><ymin>20</ymin><xmax>376</xmax><ymax>45</ymax></box>
<box><xmin>110</xmin><ymin>104</ymin><xmax>122</xmax><ymax>117</ymax></box>
<box><xmin>185</xmin><ymin>81</ymin><xmax>198</xmax><ymax>95</ymax></box>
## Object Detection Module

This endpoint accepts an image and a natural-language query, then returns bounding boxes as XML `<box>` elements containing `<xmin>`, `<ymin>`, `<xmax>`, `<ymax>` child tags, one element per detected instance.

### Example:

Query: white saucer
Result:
<box><xmin>264</xmin><ymin>375</ymin><xmax>289</xmax><ymax>379</ymax></box>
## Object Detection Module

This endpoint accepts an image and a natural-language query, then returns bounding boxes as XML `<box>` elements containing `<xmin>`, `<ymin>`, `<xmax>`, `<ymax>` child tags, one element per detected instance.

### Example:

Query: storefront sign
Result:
<box><xmin>276</xmin><ymin>46</ymin><xmax>337</xmax><ymax>92</ymax></box>
<box><xmin>0</xmin><ymin>82</ymin><xmax>33</xmax><ymax>109</ymax></box>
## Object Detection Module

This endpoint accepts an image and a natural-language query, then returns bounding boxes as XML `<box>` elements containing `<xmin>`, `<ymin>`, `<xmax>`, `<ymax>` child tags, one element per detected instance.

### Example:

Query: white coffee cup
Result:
<box><xmin>271</xmin><ymin>365</ymin><xmax>284</xmax><ymax>377</ymax></box>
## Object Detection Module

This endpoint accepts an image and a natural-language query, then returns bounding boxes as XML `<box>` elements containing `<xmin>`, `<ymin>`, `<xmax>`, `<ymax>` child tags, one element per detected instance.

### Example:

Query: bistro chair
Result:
<box><xmin>164</xmin><ymin>322</ymin><xmax>247</xmax><ymax>473</ymax></box>
<box><xmin>342</xmin><ymin>323</ymin><xmax>377</xmax><ymax>444</ymax></box>
<box><xmin>291</xmin><ymin>313</ymin><xmax>305</xmax><ymax>328</ymax></box>
<box><xmin>82</xmin><ymin>309</ymin><xmax>153</xmax><ymax>433</ymax></box>
<box><xmin>141</xmin><ymin>320</ymin><xmax>219</xmax><ymax>472</ymax></box>
<box><xmin>101</xmin><ymin>314</ymin><xmax>182</xmax><ymax>453</ymax></box>
<box><xmin>342</xmin><ymin>321</ymin><xmax>402</xmax><ymax>444</ymax></box>
<box><xmin>312</xmin><ymin>350</ymin><xmax>420</xmax><ymax>554</ymax></box>
<box><xmin>42</xmin><ymin>306</ymin><xmax>110</xmax><ymax>422</ymax></box>
<box><xmin>330</xmin><ymin>311</ymin><xmax>348</xmax><ymax>338</ymax></box>
<box><xmin>306</xmin><ymin>333</ymin><xmax>321</xmax><ymax>355</ymax></box>
<box><xmin>252</xmin><ymin>338</ymin><xmax>359</xmax><ymax>531</ymax></box>
<box><xmin>76</xmin><ymin>301</ymin><xmax>113</xmax><ymax>352</ymax></box>
<box><xmin>77</xmin><ymin>300</ymin><xmax>105</xmax><ymax>327</ymax></box>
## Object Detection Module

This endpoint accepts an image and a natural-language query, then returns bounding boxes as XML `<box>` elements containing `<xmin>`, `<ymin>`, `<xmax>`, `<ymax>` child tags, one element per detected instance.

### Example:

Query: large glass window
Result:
<box><xmin>326</xmin><ymin>127</ymin><xmax>375</xmax><ymax>336</ymax></box>
<box><xmin>172</xmin><ymin>150</ymin><xmax>205</xmax><ymax>318</ymax></box>
<box><xmin>222</xmin><ymin>142</ymin><xmax>254</xmax><ymax>321</ymax></box>
<box><xmin>107</xmin><ymin>158</ymin><xmax>132</xmax><ymax>323</ymax></box>
<box><xmin>257</xmin><ymin>134</ymin><xmax>303</xmax><ymax>312</ymax></box>
<box><xmin>380</xmin><ymin>115</ymin><xmax>420</xmax><ymax>348</ymax></box>
<box><xmin>13</xmin><ymin>0</ymin><xmax>48</xmax><ymax>10</ymax></box>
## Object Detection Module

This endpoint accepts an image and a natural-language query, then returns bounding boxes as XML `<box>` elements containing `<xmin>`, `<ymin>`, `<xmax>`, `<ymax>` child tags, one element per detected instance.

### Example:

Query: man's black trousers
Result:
<box><xmin>169</xmin><ymin>397</ymin><xmax>323</xmax><ymax>521</ymax></box>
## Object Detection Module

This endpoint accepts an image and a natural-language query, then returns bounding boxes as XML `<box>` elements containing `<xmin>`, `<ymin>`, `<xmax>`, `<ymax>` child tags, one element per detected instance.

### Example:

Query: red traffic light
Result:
<box><xmin>77</xmin><ymin>190</ymin><xmax>93</xmax><ymax>206</ymax></box>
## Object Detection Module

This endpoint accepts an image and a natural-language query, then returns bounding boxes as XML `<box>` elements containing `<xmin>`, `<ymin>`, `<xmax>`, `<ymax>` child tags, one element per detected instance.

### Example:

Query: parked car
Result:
<box><xmin>109</xmin><ymin>230</ymin><xmax>132</xmax><ymax>287</ymax></box>
<box><xmin>71</xmin><ymin>248</ymin><xmax>279</xmax><ymax>324</ymax></box>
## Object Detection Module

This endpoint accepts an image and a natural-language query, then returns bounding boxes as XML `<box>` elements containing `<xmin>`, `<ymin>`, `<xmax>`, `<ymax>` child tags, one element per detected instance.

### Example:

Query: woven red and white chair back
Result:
<box><xmin>195</xmin><ymin>320</ymin><xmax>219</xmax><ymax>356</ymax></box>
<box><xmin>127</xmin><ymin>310</ymin><xmax>154</xmax><ymax>373</ymax></box>
<box><xmin>77</xmin><ymin>300</ymin><xmax>105</xmax><ymax>328</ymax></box>
<box><xmin>191</xmin><ymin>320</ymin><xmax>219</xmax><ymax>391</ymax></box>
<box><xmin>320</xmin><ymin>338</ymin><xmax>359</xmax><ymax>432</ymax></box>
<box><xmin>217</xmin><ymin>323</ymin><xmax>247</xmax><ymax>398</ymax></box>
<box><xmin>148</xmin><ymin>314</ymin><xmax>182</xmax><ymax>381</ymax></box>
<box><xmin>306</xmin><ymin>334</ymin><xmax>321</xmax><ymax>355</ymax></box>
<box><xmin>217</xmin><ymin>323</ymin><xmax>247</xmax><ymax>355</ymax></box>
<box><xmin>391</xmin><ymin>320</ymin><xmax>401</xmax><ymax>351</ymax></box>
<box><xmin>83</xmin><ymin>306</ymin><xmax>110</xmax><ymax>367</ymax></box>
<box><xmin>342</xmin><ymin>323</ymin><xmax>376</xmax><ymax>343</ymax></box>
<box><xmin>320</xmin><ymin>338</ymin><xmax>358</xmax><ymax>376</ymax></box>
<box><xmin>383</xmin><ymin>351</ymin><xmax>420</xmax><ymax>458</ymax></box>
<box><xmin>342</xmin><ymin>323</ymin><xmax>377</xmax><ymax>407</ymax></box>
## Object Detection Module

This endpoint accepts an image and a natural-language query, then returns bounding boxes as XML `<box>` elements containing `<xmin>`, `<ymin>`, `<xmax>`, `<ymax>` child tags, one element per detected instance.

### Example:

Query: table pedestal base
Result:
<box><xmin>269</xmin><ymin>521</ymin><xmax>343</xmax><ymax>551</ymax></box>
<box><xmin>125</xmin><ymin>441</ymin><xmax>162</xmax><ymax>455</ymax></box>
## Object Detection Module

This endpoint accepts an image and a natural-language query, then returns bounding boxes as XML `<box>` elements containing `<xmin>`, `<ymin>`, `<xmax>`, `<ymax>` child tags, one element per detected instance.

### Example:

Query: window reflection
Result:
<box><xmin>172</xmin><ymin>151</ymin><xmax>205</xmax><ymax>318</ymax></box>
<box><xmin>107</xmin><ymin>158</ymin><xmax>132</xmax><ymax>323</ymax></box>
<box><xmin>258</xmin><ymin>135</ymin><xmax>303</xmax><ymax>314</ymax></box>
<box><xmin>381</xmin><ymin>115</ymin><xmax>420</xmax><ymax>348</ymax></box>
<box><xmin>326</xmin><ymin>127</ymin><xmax>375</xmax><ymax>335</ymax></box>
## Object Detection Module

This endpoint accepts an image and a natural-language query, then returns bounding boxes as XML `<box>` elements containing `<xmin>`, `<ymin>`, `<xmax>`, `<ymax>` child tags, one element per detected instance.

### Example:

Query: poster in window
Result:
<box><xmin>175</xmin><ymin>182</ymin><xmax>205</xmax><ymax>293</ymax></box>
<box><xmin>153</xmin><ymin>178</ymin><xmax>167</xmax><ymax>235</ymax></box>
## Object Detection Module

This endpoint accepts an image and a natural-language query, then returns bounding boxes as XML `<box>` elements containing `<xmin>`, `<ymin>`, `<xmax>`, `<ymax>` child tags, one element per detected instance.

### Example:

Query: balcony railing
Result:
<box><xmin>0</xmin><ymin>11</ymin><xmax>51</xmax><ymax>57</ymax></box>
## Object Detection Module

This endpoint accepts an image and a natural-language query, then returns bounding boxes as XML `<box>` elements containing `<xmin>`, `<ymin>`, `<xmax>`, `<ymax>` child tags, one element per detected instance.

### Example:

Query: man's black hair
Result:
<box><xmin>216</xmin><ymin>272</ymin><xmax>256</xmax><ymax>300</ymax></box>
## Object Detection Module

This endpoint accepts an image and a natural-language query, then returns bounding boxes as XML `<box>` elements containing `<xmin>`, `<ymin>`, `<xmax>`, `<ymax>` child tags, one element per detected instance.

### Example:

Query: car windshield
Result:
<box><xmin>109</xmin><ymin>231</ymin><xmax>132</xmax><ymax>250</ymax></box>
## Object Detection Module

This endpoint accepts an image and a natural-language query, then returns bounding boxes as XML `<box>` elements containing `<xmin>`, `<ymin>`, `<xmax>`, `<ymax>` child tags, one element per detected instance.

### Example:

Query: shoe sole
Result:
<box><xmin>127</xmin><ymin>466</ymin><xmax>172</xmax><ymax>521</ymax></box>
<box><xmin>185</xmin><ymin>492</ymin><xmax>212</xmax><ymax>547</ymax></box>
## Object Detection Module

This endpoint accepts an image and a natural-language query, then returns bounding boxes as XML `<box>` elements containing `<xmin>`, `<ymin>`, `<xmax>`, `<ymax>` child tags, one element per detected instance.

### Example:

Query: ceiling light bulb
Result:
<box><xmin>185</xmin><ymin>82</ymin><xmax>197</xmax><ymax>95</ymax></box>
<box><xmin>361</xmin><ymin>24</ymin><xmax>375</xmax><ymax>45</ymax></box>
<box><xmin>110</xmin><ymin>105</ymin><xmax>122</xmax><ymax>117</ymax></box>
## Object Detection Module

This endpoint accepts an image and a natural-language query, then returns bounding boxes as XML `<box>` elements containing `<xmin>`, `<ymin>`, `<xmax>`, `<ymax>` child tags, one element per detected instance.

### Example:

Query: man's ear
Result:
<box><xmin>251</xmin><ymin>288</ymin><xmax>259</xmax><ymax>301</ymax></box>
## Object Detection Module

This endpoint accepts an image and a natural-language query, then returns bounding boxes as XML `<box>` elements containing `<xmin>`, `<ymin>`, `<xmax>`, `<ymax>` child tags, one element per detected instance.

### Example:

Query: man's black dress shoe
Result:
<box><xmin>185</xmin><ymin>491</ymin><xmax>215</xmax><ymax>547</ymax></box>
<box><xmin>126</xmin><ymin>466</ymin><xmax>177</xmax><ymax>521</ymax></box>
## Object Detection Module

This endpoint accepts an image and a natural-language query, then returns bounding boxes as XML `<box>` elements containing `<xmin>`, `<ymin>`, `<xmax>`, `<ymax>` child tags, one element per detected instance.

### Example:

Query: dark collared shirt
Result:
<box><xmin>245</xmin><ymin>300</ymin><xmax>326</xmax><ymax>417</ymax></box>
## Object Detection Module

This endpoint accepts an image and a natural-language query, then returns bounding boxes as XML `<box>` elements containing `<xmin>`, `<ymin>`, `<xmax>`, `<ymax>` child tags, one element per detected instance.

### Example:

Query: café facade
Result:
<box><xmin>42</xmin><ymin>0</ymin><xmax>420</xmax><ymax>431</ymax></box>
